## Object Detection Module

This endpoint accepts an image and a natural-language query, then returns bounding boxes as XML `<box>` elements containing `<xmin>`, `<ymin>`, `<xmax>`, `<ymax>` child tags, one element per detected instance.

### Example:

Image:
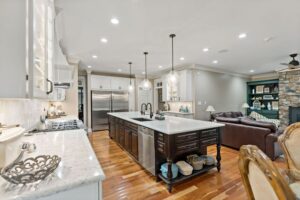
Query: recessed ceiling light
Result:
<box><xmin>203</xmin><ymin>48</ymin><xmax>209</xmax><ymax>52</ymax></box>
<box><xmin>87</xmin><ymin>65</ymin><xmax>92</xmax><ymax>68</ymax></box>
<box><xmin>110</xmin><ymin>18</ymin><xmax>119</xmax><ymax>25</ymax></box>
<box><xmin>117</xmin><ymin>69</ymin><xmax>122</xmax><ymax>72</ymax></box>
<box><xmin>92</xmin><ymin>55</ymin><xmax>98</xmax><ymax>59</ymax></box>
<box><xmin>250</xmin><ymin>69</ymin><xmax>255</xmax><ymax>73</ymax></box>
<box><xmin>101</xmin><ymin>38</ymin><xmax>108</xmax><ymax>43</ymax></box>
<box><xmin>142</xmin><ymin>71</ymin><xmax>145</xmax><ymax>75</ymax></box>
<box><xmin>158</xmin><ymin>65</ymin><xmax>163</xmax><ymax>69</ymax></box>
<box><xmin>212</xmin><ymin>60</ymin><xmax>218</xmax><ymax>64</ymax></box>
<box><xmin>238</xmin><ymin>33</ymin><xmax>247</xmax><ymax>39</ymax></box>
<box><xmin>180</xmin><ymin>57</ymin><xmax>185</xmax><ymax>61</ymax></box>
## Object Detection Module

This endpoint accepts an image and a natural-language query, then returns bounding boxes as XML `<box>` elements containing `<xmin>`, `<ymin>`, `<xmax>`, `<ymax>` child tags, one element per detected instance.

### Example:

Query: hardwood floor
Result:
<box><xmin>90</xmin><ymin>131</ymin><xmax>286</xmax><ymax>200</ymax></box>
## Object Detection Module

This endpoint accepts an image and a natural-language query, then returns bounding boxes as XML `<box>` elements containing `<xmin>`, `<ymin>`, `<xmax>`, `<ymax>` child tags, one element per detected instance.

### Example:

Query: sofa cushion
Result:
<box><xmin>232</xmin><ymin>112</ymin><xmax>243</xmax><ymax>118</ymax></box>
<box><xmin>240</xmin><ymin>118</ymin><xmax>277</xmax><ymax>132</ymax></box>
<box><xmin>224</xmin><ymin>112</ymin><xmax>234</xmax><ymax>118</ymax></box>
<box><xmin>216</xmin><ymin>117</ymin><xmax>240</xmax><ymax>123</ymax></box>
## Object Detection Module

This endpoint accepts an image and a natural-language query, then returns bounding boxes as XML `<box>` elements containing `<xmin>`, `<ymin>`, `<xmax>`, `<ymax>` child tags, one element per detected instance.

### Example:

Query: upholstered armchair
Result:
<box><xmin>239</xmin><ymin>145</ymin><xmax>296</xmax><ymax>200</ymax></box>
<box><xmin>279</xmin><ymin>122</ymin><xmax>300</xmax><ymax>180</ymax></box>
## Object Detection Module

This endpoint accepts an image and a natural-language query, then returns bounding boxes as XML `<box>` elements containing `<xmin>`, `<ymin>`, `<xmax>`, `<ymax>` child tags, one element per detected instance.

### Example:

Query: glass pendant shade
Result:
<box><xmin>141</xmin><ymin>52</ymin><xmax>152</xmax><ymax>90</ymax></box>
<box><xmin>140</xmin><ymin>79</ymin><xmax>152</xmax><ymax>90</ymax></box>
<box><xmin>128</xmin><ymin>84</ymin><xmax>134</xmax><ymax>92</ymax></box>
<box><xmin>167</xmin><ymin>70</ymin><xmax>179</xmax><ymax>86</ymax></box>
<box><xmin>128</xmin><ymin>62</ymin><xmax>134</xmax><ymax>92</ymax></box>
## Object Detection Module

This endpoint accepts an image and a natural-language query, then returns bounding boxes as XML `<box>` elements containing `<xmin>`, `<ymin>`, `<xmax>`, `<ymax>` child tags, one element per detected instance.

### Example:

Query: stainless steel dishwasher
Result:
<box><xmin>138</xmin><ymin>126</ymin><xmax>155</xmax><ymax>175</ymax></box>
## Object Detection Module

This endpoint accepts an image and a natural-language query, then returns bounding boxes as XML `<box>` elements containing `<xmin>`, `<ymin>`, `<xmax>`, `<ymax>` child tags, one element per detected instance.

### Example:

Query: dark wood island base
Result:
<box><xmin>154</xmin><ymin>128</ymin><xmax>222</xmax><ymax>192</ymax></box>
<box><xmin>108</xmin><ymin>114</ymin><xmax>223</xmax><ymax>193</ymax></box>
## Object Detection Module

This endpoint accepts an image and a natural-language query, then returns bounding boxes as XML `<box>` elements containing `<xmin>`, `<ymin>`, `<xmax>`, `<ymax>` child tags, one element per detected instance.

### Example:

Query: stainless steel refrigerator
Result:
<box><xmin>91</xmin><ymin>91</ymin><xmax>129</xmax><ymax>131</ymax></box>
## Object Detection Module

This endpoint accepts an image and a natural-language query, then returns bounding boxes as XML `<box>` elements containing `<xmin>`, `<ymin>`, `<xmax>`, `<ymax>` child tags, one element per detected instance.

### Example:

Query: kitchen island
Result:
<box><xmin>0</xmin><ymin>129</ymin><xmax>105</xmax><ymax>200</ymax></box>
<box><xmin>108</xmin><ymin>112</ymin><xmax>224</xmax><ymax>192</ymax></box>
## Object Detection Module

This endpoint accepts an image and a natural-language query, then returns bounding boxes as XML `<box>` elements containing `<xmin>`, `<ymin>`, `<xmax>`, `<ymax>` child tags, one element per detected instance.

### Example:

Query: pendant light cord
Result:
<box><xmin>144</xmin><ymin>52</ymin><xmax>148</xmax><ymax>79</ymax></box>
<box><xmin>129</xmin><ymin>62</ymin><xmax>132</xmax><ymax>85</ymax></box>
<box><xmin>170</xmin><ymin>34</ymin><xmax>176</xmax><ymax>72</ymax></box>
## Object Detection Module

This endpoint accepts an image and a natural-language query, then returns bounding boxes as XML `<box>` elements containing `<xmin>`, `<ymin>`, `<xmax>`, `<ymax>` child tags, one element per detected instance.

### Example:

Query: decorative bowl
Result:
<box><xmin>0</xmin><ymin>155</ymin><xmax>61</xmax><ymax>184</ymax></box>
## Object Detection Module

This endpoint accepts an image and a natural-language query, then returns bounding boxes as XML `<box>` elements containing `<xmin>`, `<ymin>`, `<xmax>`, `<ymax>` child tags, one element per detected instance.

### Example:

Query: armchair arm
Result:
<box><xmin>266</xmin><ymin>133</ymin><xmax>283</xmax><ymax>161</ymax></box>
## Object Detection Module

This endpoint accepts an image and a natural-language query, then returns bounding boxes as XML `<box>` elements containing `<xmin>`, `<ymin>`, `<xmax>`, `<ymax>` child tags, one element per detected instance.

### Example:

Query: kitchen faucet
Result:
<box><xmin>141</xmin><ymin>103</ymin><xmax>147</xmax><ymax>115</ymax></box>
<box><xmin>146</xmin><ymin>103</ymin><xmax>153</xmax><ymax>119</ymax></box>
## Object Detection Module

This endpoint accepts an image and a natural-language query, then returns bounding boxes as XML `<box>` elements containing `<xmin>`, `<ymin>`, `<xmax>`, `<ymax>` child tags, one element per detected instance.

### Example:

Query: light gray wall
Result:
<box><xmin>194</xmin><ymin>70</ymin><xmax>248</xmax><ymax>120</ymax></box>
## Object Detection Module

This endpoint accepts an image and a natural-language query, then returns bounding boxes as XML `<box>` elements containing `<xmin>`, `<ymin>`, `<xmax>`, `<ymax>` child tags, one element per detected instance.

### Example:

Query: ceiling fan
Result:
<box><xmin>277</xmin><ymin>53</ymin><xmax>300</xmax><ymax>72</ymax></box>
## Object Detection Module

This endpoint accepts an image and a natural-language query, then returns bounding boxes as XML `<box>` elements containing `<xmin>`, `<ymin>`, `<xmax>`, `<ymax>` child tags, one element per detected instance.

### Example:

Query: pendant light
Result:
<box><xmin>128</xmin><ymin>62</ymin><xmax>134</xmax><ymax>92</ymax></box>
<box><xmin>141</xmin><ymin>52</ymin><xmax>152</xmax><ymax>90</ymax></box>
<box><xmin>167</xmin><ymin>34</ymin><xmax>179</xmax><ymax>85</ymax></box>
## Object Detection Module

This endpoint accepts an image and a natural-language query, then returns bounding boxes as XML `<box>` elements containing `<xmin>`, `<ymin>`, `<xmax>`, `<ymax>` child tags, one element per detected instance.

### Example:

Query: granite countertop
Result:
<box><xmin>108</xmin><ymin>112</ymin><xmax>224</xmax><ymax>134</ymax></box>
<box><xmin>0</xmin><ymin>129</ymin><xmax>105</xmax><ymax>200</ymax></box>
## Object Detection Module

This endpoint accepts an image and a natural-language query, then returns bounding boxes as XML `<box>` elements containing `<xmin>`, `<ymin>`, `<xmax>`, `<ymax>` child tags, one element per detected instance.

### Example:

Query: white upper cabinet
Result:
<box><xmin>178</xmin><ymin>70</ymin><xmax>193</xmax><ymax>101</ymax></box>
<box><xmin>111</xmin><ymin>77</ymin><xmax>130</xmax><ymax>91</ymax></box>
<box><xmin>91</xmin><ymin>75</ymin><xmax>111</xmax><ymax>90</ymax></box>
<box><xmin>91</xmin><ymin>75</ymin><xmax>132</xmax><ymax>91</ymax></box>
<box><xmin>160</xmin><ymin>70</ymin><xmax>193</xmax><ymax>102</ymax></box>
<box><xmin>0</xmin><ymin>0</ymin><xmax>55</xmax><ymax>99</ymax></box>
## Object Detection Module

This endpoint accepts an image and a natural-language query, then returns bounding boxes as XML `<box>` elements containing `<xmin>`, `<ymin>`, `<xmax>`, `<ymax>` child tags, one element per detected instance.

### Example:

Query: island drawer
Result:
<box><xmin>125</xmin><ymin>121</ymin><xmax>138</xmax><ymax>131</ymax></box>
<box><xmin>157</xmin><ymin>132</ymin><xmax>164</xmax><ymax>142</ymax></box>
<box><xmin>157</xmin><ymin>141</ymin><xmax>165</xmax><ymax>154</ymax></box>
<box><xmin>175</xmin><ymin>141</ymin><xmax>199</xmax><ymax>154</ymax></box>
<box><xmin>175</xmin><ymin>132</ymin><xmax>198</xmax><ymax>144</ymax></box>
<box><xmin>201</xmin><ymin>138</ymin><xmax>216</xmax><ymax>146</ymax></box>
<box><xmin>201</xmin><ymin>129</ymin><xmax>217</xmax><ymax>139</ymax></box>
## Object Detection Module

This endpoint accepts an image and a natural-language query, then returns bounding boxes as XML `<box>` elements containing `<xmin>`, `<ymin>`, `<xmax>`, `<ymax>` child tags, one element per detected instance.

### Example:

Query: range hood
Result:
<box><xmin>53</xmin><ymin>6</ymin><xmax>74</xmax><ymax>88</ymax></box>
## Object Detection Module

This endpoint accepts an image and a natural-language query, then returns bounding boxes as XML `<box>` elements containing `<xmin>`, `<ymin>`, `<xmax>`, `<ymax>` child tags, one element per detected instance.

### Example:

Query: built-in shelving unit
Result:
<box><xmin>247</xmin><ymin>79</ymin><xmax>279</xmax><ymax>119</ymax></box>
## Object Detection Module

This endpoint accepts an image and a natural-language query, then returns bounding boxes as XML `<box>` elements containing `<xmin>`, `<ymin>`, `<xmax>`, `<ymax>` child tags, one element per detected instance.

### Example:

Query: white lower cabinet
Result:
<box><xmin>38</xmin><ymin>182</ymin><xmax>102</xmax><ymax>200</ymax></box>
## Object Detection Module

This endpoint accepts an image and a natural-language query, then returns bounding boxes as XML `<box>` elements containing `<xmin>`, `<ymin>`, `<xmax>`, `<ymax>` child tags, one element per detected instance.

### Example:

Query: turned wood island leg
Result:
<box><xmin>167</xmin><ymin>158</ymin><xmax>173</xmax><ymax>192</ymax></box>
<box><xmin>216</xmin><ymin>128</ymin><xmax>222</xmax><ymax>172</ymax></box>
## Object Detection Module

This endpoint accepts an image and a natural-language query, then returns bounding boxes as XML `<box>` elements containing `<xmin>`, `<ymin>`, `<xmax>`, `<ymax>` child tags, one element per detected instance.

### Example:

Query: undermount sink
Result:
<box><xmin>131</xmin><ymin>117</ymin><xmax>153</xmax><ymax>122</ymax></box>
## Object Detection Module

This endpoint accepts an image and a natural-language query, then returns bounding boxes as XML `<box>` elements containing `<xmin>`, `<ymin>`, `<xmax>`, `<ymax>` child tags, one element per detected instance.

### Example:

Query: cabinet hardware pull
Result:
<box><xmin>46</xmin><ymin>79</ymin><xmax>53</xmax><ymax>95</ymax></box>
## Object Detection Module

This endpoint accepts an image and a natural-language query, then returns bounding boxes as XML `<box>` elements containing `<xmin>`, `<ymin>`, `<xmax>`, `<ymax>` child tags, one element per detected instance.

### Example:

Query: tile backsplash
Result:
<box><xmin>0</xmin><ymin>99</ymin><xmax>48</xmax><ymax>130</ymax></box>
<box><xmin>169</xmin><ymin>102</ymin><xmax>193</xmax><ymax>113</ymax></box>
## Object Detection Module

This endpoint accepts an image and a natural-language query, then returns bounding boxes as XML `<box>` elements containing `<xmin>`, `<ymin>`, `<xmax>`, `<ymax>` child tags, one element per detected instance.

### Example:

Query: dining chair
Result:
<box><xmin>279</xmin><ymin>122</ymin><xmax>300</xmax><ymax>180</ymax></box>
<box><xmin>239</xmin><ymin>145</ymin><xmax>296</xmax><ymax>200</ymax></box>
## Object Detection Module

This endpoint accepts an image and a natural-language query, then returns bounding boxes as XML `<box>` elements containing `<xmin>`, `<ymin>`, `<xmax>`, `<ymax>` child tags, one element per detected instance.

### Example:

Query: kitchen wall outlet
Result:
<box><xmin>197</xmin><ymin>101</ymin><xmax>202</xmax><ymax>105</ymax></box>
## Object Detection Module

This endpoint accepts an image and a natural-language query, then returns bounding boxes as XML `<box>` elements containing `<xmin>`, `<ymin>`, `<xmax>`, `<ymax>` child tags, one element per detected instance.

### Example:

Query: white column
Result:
<box><xmin>86</xmin><ymin>70</ymin><xmax>92</xmax><ymax>133</ymax></box>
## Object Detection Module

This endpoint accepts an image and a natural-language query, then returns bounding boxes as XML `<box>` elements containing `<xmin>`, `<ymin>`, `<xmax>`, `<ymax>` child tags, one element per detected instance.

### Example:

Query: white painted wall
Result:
<box><xmin>194</xmin><ymin>70</ymin><xmax>248</xmax><ymax>120</ymax></box>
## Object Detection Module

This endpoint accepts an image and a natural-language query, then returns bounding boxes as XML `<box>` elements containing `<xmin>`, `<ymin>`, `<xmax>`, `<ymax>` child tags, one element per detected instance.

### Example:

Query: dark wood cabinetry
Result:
<box><xmin>131</xmin><ymin>130</ymin><xmax>138</xmax><ymax>159</ymax></box>
<box><xmin>109</xmin><ymin>116</ymin><xmax>138</xmax><ymax>160</ymax></box>
<box><xmin>155</xmin><ymin>128</ymin><xmax>221</xmax><ymax>192</ymax></box>
<box><xmin>109</xmin><ymin>114</ymin><xmax>222</xmax><ymax>193</ymax></box>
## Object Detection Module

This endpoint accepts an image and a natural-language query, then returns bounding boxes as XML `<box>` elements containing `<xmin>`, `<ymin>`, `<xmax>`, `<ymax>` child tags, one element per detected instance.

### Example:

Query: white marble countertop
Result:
<box><xmin>0</xmin><ymin>129</ymin><xmax>105</xmax><ymax>200</ymax></box>
<box><xmin>108</xmin><ymin>112</ymin><xmax>224</xmax><ymax>134</ymax></box>
<box><xmin>162</xmin><ymin>111</ymin><xmax>194</xmax><ymax>115</ymax></box>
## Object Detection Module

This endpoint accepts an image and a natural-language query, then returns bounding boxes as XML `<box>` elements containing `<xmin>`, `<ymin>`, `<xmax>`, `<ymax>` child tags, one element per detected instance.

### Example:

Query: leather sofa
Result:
<box><xmin>212</xmin><ymin>112</ymin><xmax>282</xmax><ymax>160</ymax></box>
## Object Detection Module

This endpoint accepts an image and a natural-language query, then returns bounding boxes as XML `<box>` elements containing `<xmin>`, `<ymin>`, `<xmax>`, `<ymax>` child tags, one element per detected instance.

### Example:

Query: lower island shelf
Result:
<box><xmin>157</xmin><ymin>164</ymin><xmax>217</xmax><ymax>185</ymax></box>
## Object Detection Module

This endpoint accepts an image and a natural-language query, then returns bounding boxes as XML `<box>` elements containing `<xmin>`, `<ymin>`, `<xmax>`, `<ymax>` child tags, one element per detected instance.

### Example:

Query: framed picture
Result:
<box><xmin>256</xmin><ymin>85</ymin><xmax>264</xmax><ymax>94</ymax></box>
<box><xmin>264</xmin><ymin>87</ymin><xmax>270</xmax><ymax>93</ymax></box>
<box><xmin>272</xmin><ymin>101</ymin><xmax>279</xmax><ymax>110</ymax></box>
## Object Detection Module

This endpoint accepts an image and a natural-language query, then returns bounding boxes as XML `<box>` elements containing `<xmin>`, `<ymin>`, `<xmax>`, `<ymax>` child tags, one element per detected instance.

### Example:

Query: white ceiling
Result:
<box><xmin>55</xmin><ymin>0</ymin><xmax>300</xmax><ymax>76</ymax></box>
